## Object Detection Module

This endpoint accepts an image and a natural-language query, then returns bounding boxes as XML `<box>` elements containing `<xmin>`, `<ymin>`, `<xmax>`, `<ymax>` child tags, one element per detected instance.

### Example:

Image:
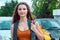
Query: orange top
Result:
<box><xmin>17</xmin><ymin>28</ymin><xmax>31</xmax><ymax>40</ymax></box>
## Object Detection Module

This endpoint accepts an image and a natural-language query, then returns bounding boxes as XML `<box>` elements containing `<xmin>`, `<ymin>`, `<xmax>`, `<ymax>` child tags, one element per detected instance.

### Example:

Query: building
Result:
<box><xmin>53</xmin><ymin>9</ymin><xmax>60</xmax><ymax>24</ymax></box>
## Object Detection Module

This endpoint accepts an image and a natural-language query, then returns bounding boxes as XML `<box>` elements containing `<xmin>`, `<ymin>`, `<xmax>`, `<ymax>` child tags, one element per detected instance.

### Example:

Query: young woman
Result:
<box><xmin>11</xmin><ymin>2</ymin><xmax>44</xmax><ymax>40</ymax></box>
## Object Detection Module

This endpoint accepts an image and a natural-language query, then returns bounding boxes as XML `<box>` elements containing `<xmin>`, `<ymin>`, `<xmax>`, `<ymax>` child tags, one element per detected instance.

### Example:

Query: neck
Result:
<box><xmin>20</xmin><ymin>16</ymin><xmax>27</xmax><ymax>22</ymax></box>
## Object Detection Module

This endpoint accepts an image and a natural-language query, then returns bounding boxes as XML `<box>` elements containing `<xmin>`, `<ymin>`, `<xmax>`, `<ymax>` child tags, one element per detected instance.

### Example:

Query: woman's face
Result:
<box><xmin>17</xmin><ymin>4</ymin><xmax>28</xmax><ymax>17</ymax></box>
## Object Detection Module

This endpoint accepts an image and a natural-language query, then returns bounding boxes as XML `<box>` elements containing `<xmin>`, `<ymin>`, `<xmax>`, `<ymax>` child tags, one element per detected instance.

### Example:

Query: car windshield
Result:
<box><xmin>0</xmin><ymin>21</ymin><xmax>11</xmax><ymax>30</ymax></box>
<box><xmin>0</xmin><ymin>17</ymin><xmax>12</xmax><ymax>30</ymax></box>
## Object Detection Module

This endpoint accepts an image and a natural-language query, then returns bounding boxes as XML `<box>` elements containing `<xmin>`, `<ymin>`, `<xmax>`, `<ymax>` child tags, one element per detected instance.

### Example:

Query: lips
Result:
<box><xmin>21</xmin><ymin>13</ymin><xmax>24</xmax><ymax>15</ymax></box>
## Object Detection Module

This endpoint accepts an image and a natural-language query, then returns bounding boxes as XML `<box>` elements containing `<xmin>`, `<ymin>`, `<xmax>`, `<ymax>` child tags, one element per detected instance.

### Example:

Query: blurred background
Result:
<box><xmin>0</xmin><ymin>0</ymin><xmax>60</xmax><ymax>40</ymax></box>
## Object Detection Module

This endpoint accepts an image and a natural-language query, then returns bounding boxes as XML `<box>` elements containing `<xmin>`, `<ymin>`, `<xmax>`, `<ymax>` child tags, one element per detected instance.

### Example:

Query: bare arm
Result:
<box><xmin>10</xmin><ymin>24</ymin><xmax>14</xmax><ymax>40</ymax></box>
<box><xmin>31</xmin><ymin>22</ymin><xmax>44</xmax><ymax>40</ymax></box>
<box><xmin>35</xmin><ymin>22</ymin><xmax>44</xmax><ymax>40</ymax></box>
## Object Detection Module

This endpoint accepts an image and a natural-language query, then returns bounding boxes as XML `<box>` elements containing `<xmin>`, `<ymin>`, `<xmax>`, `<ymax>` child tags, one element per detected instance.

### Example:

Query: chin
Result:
<box><xmin>20</xmin><ymin>15</ymin><xmax>26</xmax><ymax>17</ymax></box>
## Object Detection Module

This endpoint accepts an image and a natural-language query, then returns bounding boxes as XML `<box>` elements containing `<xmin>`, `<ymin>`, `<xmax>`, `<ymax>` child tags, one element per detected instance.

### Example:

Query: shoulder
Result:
<box><xmin>11</xmin><ymin>24</ymin><xmax>14</xmax><ymax>28</ymax></box>
<box><xmin>11</xmin><ymin>20</ymin><xmax>19</xmax><ymax>29</ymax></box>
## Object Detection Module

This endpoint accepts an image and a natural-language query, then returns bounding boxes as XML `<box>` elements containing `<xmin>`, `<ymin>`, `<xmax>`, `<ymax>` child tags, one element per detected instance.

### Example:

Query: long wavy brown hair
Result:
<box><xmin>12</xmin><ymin>2</ymin><xmax>35</xmax><ymax>24</ymax></box>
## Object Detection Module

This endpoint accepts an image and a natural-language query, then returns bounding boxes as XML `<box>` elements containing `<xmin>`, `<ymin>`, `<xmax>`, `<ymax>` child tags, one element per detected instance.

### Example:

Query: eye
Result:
<box><xmin>23</xmin><ymin>8</ymin><xmax>26</xmax><ymax>10</ymax></box>
<box><xmin>18</xmin><ymin>8</ymin><xmax>21</xmax><ymax>10</ymax></box>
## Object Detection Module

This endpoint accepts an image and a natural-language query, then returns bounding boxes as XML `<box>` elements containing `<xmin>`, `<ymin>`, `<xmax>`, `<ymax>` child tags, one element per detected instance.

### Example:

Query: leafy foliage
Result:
<box><xmin>0</xmin><ymin>0</ymin><xmax>18</xmax><ymax>16</ymax></box>
<box><xmin>32</xmin><ymin>0</ymin><xmax>60</xmax><ymax>18</ymax></box>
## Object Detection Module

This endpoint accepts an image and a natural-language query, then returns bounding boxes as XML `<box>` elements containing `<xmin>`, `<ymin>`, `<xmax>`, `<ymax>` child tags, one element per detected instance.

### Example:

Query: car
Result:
<box><xmin>0</xmin><ymin>17</ymin><xmax>12</xmax><ymax>40</ymax></box>
<box><xmin>35</xmin><ymin>18</ymin><xmax>60</xmax><ymax>40</ymax></box>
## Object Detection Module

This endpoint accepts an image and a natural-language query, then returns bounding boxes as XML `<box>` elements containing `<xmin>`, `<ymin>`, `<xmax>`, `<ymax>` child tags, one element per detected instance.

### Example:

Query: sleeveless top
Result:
<box><xmin>17</xmin><ymin>28</ymin><xmax>31</xmax><ymax>40</ymax></box>
<box><xmin>13</xmin><ymin>19</ymin><xmax>38</xmax><ymax>40</ymax></box>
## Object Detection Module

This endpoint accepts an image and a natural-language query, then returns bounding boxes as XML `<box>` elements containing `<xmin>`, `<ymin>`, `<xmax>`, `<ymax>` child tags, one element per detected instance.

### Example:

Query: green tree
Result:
<box><xmin>32</xmin><ymin>0</ymin><xmax>60</xmax><ymax>18</ymax></box>
<box><xmin>0</xmin><ymin>0</ymin><xmax>18</xmax><ymax>16</ymax></box>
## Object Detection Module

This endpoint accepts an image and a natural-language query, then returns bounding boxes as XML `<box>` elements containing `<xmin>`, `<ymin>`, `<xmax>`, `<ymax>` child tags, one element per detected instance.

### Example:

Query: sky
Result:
<box><xmin>0</xmin><ymin>0</ymin><xmax>11</xmax><ymax>7</ymax></box>
<box><xmin>0</xmin><ymin>0</ymin><xmax>32</xmax><ymax>10</ymax></box>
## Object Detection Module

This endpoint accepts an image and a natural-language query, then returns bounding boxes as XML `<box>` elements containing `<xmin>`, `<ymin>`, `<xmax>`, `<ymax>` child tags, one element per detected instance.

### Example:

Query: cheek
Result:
<box><xmin>17</xmin><ymin>10</ymin><xmax>21</xmax><ymax>15</ymax></box>
<box><xmin>18</xmin><ymin>10</ymin><xmax>20</xmax><ymax>13</ymax></box>
<box><xmin>24</xmin><ymin>10</ymin><xmax>28</xmax><ymax>15</ymax></box>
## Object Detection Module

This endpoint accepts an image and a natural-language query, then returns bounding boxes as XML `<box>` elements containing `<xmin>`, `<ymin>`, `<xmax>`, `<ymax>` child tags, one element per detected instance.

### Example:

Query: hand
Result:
<box><xmin>31</xmin><ymin>22</ymin><xmax>37</xmax><ymax>32</ymax></box>
<box><xmin>31</xmin><ymin>21</ymin><xmax>40</xmax><ymax>32</ymax></box>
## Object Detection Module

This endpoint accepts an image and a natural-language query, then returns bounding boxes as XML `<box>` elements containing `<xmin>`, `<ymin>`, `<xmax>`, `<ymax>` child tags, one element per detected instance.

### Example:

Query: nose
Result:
<box><xmin>21</xmin><ymin>9</ymin><xmax>23</xmax><ymax>12</ymax></box>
